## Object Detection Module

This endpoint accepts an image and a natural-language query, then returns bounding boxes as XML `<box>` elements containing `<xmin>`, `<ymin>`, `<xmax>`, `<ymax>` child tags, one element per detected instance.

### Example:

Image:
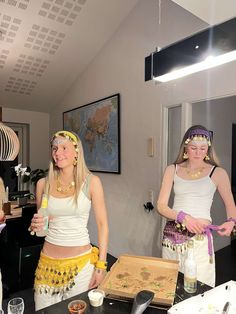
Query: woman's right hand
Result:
<box><xmin>184</xmin><ymin>215</ymin><xmax>207</xmax><ymax>234</ymax></box>
<box><xmin>30</xmin><ymin>213</ymin><xmax>45</xmax><ymax>232</ymax></box>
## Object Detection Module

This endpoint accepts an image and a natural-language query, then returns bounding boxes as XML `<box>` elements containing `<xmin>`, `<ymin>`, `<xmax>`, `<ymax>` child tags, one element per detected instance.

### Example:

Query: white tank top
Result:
<box><xmin>173</xmin><ymin>165</ymin><xmax>217</xmax><ymax>221</ymax></box>
<box><xmin>45</xmin><ymin>185</ymin><xmax>91</xmax><ymax>247</ymax></box>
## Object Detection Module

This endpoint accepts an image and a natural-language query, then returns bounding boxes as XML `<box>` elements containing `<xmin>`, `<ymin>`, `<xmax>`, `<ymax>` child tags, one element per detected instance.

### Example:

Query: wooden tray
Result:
<box><xmin>99</xmin><ymin>254</ymin><xmax>179</xmax><ymax>307</ymax></box>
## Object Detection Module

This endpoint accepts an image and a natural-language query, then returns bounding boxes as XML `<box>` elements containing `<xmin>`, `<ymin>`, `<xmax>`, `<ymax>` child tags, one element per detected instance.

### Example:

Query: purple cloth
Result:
<box><xmin>163</xmin><ymin>221</ymin><xmax>220</xmax><ymax>258</ymax></box>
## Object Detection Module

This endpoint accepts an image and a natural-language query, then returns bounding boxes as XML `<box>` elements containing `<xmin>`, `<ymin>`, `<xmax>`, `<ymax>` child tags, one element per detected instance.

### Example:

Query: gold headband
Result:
<box><xmin>52</xmin><ymin>131</ymin><xmax>78</xmax><ymax>146</ymax></box>
<box><xmin>185</xmin><ymin>135</ymin><xmax>211</xmax><ymax>146</ymax></box>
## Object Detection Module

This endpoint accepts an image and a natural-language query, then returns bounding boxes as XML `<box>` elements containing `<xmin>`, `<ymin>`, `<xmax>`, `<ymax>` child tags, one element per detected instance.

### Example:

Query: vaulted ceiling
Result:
<box><xmin>0</xmin><ymin>0</ymin><xmax>139</xmax><ymax>113</ymax></box>
<box><xmin>1</xmin><ymin>0</ymin><xmax>235</xmax><ymax>113</ymax></box>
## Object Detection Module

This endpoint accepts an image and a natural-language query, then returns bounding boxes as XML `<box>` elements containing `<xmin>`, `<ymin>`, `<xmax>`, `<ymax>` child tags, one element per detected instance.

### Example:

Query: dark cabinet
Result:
<box><xmin>0</xmin><ymin>205</ymin><xmax>44</xmax><ymax>295</ymax></box>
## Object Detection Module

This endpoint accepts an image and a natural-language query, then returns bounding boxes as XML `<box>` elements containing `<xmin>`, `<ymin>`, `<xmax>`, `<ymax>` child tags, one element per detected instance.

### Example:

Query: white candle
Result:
<box><xmin>5</xmin><ymin>186</ymin><xmax>9</xmax><ymax>202</ymax></box>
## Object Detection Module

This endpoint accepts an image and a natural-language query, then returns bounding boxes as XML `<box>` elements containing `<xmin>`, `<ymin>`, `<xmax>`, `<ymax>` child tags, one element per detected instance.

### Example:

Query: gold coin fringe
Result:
<box><xmin>162</xmin><ymin>234</ymin><xmax>205</xmax><ymax>253</ymax></box>
<box><xmin>34</xmin><ymin>247</ymin><xmax>98</xmax><ymax>295</ymax></box>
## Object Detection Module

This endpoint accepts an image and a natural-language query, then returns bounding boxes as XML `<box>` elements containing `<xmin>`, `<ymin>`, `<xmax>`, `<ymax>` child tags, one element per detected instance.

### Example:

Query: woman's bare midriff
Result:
<box><xmin>42</xmin><ymin>241</ymin><xmax>92</xmax><ymax>258</ymax></box>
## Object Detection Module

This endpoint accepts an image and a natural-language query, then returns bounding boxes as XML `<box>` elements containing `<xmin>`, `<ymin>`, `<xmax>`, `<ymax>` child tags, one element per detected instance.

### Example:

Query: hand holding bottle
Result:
<box><xmin>30</xmin><ymin>212</ymin><xmax>48</xmax><ymax>234</ymax></box>
<box><xmin>36</xmin><ymin>209</ymin><xmax>49</xmax><ymax>237</ymax></box>
<box><xmin>30</xmin><ymin>194</ymin><xmax>49</xmax><ymax>237</ymax></box>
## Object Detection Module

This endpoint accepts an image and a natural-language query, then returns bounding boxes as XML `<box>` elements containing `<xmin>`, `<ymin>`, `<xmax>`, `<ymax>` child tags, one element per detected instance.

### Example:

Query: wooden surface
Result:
<box><xmin>5</xmin><ymin>200</ymin><xmax>36</xmax><ymax>220</ymax></box>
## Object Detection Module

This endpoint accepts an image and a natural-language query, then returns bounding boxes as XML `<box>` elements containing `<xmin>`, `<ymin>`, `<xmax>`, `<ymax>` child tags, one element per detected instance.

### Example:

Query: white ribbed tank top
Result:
<box><xmin>173</xmin><ymin>165</ymin><xmax>217</xmax><ymax>221</ymax></box>
<box><xmin>45</xmin><ymin>189</ymin><xmax>91</xmax><ymax>247</ymax></box>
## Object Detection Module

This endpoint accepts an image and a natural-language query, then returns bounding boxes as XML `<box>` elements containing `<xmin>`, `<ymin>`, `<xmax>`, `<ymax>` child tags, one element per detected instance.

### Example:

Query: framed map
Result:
<box><xmin>63</xmin><ymin>94</ymin><xmax>120</xmax><ymax>173</ymax></box>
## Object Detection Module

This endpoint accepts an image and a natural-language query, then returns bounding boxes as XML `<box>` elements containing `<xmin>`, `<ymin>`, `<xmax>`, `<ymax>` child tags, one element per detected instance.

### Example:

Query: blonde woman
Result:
<box><xmin>157</xmin><ymin>125</ymin><xmax>236</xmax><ymax>287</ymax></box>
<box><xmin>29</xmin><ymin>131</ymin><xmax>109</xmax><ymax>310</ymax></box>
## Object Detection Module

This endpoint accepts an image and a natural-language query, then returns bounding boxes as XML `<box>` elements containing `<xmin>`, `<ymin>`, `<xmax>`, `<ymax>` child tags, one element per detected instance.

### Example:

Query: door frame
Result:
<box><xmin>159</xmin><ymin>102</ymin><xmax>192</xmax><ymax>233</ymax></box>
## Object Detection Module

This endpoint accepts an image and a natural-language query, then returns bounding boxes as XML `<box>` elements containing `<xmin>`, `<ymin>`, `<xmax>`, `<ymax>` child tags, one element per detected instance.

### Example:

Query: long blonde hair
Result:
<box><xmin>174</xmin><ymin>125</ymin><xmax>219</xmax><ymax>166</ymax></box>
<box><xmin>46</xmin><ymin>131</ymin><xmax>91</xmax><ymax>204</ymax></box>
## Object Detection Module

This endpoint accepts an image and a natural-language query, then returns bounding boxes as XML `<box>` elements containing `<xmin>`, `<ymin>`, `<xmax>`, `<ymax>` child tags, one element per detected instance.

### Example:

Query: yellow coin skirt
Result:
<box><xmin>34</xmin><ymin>246</ymin><xmax>99</xmax><ymax>295</ymax></box>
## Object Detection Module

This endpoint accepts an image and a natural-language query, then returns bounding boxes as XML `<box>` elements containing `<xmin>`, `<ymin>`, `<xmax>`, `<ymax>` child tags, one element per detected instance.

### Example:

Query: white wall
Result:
<box><xmin>49</xmin><ymin>0</ymin><xmax>212</xmax><ymax>258</ymax></box>
<box><xmin>2</xmin><ymin>107</ymin><xmax>50</xmax><ymax>171</ymax></box>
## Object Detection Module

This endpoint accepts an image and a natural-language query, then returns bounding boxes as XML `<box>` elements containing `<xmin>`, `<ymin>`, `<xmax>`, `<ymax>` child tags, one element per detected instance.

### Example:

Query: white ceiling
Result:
<box><xmin>0</xmin><ymin>0</ymin><xmax>139</xmax><ymax>113</ymax></box>
<box><xmin>0</xmin><ymin>0</ymin><xmax>235</xmax><ymax>113</ymax></box>
<box><xmin>172</xmin><ymin>0</ymin><xmax>236</xmax><ymax>25</ymax></box>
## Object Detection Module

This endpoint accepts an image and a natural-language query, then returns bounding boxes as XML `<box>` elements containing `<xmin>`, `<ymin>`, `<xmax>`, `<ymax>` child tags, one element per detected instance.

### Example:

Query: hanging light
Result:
<box><xmin>145</xmin><ymin>17</ymin><xmax>236</xmax><ymax>82</ymax></box>
<box><xmin>0</xmin><ymin>122</ymin><xmax>20</xmax><ymax>161</ymax></box>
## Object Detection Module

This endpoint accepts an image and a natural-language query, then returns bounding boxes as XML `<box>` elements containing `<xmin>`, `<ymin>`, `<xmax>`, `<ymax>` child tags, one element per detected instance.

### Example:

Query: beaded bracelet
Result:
<box><xmin>227</xmin><ymin>217</ymin><xmax>236</xmax><ymax>224</ymax></box>
<box><xmin>176</xmin><ymin>211</ymin><xmax>187</xmax><ymax>224</ymax></box>
<box><xmin>95</xmin><ymin>260</ymin><xmax>108</xmax><ymax>270</ymax></box>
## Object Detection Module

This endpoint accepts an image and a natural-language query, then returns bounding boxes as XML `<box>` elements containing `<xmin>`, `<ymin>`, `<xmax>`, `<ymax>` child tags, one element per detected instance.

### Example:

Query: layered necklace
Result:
<box><xmin>56</xmin><ymin>176</ymin><xmax>75</xmax><ymax>193</ymax></box>
<box><xmin>186</xmin><ymin>166</ymin><xmax>205</xmax><ymax>179</ymax></box>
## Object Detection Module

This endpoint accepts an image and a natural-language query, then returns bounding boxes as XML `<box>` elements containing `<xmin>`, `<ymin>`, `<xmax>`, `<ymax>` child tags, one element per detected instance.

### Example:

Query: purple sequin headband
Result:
<box><xmin>185</xmin><ymin>128</ymin><xmax>211</xmax><ymax>146</ymax></box>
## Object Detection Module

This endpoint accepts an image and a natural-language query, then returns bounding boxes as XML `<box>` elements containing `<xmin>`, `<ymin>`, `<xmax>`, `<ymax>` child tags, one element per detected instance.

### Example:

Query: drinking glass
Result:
<box><xmin>7</xmin><ymin>297</ymin><xmax>24</xmax><ymax>314</ymax></box>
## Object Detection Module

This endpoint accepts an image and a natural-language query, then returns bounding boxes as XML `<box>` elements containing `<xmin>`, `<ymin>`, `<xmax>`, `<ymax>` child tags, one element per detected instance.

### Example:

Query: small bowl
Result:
<box><xmin>68</xmin><ymin>299</ymin><xmax>87</xmax><ymax>314</ymax></box>
<box><xmin>88</xmin><ymin>289</ymin><xmax>105</xmax><ymax>307</ymax></box>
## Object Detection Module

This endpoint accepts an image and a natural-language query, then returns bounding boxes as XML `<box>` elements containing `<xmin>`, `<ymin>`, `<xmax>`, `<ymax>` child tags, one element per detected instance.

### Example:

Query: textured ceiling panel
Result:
<box><xmin>0</xmin><ymin>0</ymin><xmax>30</xmax><ymax>10</ymax></box>
<box><xmin>0</xmin><ymin>0</ymin><xmax>141</xmax><ymax>112</ymax></box>
<box><xmin>24</xmin><ymin>24</ymin><xmax>66</xmax><ymax>55</ymax></box>
<box><xmin>0</xmin><ymin>14</ymin><xmax>21</xmax><ymax>43</ymax></box>
<box><xmin>13</xmin><ymin>54</ymin><xmax>50</xmax><ymax>77</ymax></box>
<box><xmin>38</xmin><ymin>0</ymin><xmax>86</xmax><ymax>26</ymax></box>
<box><xmin>0</xmin><ymin>49</ymin><xmax>10</xmax><ymax>69</ymax></box>
<box><xmin>4</xmin><ymin>76</ymin><xmax>37</xmax><ymax>95</ymax></box>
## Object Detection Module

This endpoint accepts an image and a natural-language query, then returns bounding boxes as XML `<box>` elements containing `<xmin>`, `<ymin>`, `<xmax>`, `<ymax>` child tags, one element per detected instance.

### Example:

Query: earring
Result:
<box><xmin>204</xmin><ymin>155</ymin><xmax>210</xmax><ymax>161</ymax></box>
<box><xmin>183</xmin><ymin>152</ymin><xmax>188</xmax><ymax>160</ymax></box>
<box><xmin>73</xmin><ymin>156</ymin><xmax>78</xmax><ymax>166</ymax></box>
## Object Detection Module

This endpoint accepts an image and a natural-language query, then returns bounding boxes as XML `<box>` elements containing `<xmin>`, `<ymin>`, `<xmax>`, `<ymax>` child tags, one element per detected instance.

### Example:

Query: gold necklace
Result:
<box><xmin>186</xmin><ymin>167</ymin><xmax>205</xmax><ymax>179</ymax></box>
<box><xmin>56</xmin><ymin>177</ymin><xmax>75</xmax><ymax>193</ymax></box>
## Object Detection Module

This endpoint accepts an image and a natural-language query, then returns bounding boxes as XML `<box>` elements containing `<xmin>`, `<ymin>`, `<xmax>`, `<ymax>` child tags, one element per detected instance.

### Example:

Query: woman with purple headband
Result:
<box><xmin>28</xmin><ymin>131</ymin><xmax>109</xmax><ymax>310</ymax></box>
<box><xmin>157</xmin><ymin>125</ymin><xmax>236</xmax><ymax>287</ymax></box>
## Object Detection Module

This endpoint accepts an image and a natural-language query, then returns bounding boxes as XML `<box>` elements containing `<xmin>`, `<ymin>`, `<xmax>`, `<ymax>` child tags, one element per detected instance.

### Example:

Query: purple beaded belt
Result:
<box><xmin>162</xmin><ymin>221</ymin><xmax>220</xmax><ymax>263</ymax></box>
<box><xmin>163</xmin><ymin>220</ymin><xmax>195</xmax><ymax>244</ymax></box>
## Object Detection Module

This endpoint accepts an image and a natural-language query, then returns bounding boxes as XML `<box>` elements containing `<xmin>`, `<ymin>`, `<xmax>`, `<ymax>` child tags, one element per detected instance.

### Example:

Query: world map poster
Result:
<box><xmin>63</xmin><ymin>94</ymin><xmax>120</xmax><ymax>173</ymax></box>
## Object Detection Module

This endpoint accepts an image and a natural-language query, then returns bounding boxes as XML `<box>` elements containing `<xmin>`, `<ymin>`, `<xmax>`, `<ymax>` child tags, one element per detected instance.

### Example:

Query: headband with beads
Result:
<box><xmin>51</xmin><ymin>130</ymin><xmax>79</xmax><ymax>149</ymax></box>
<box><xmin>185</xmin><ymin>129</ymin><xmax>211</xmax><ymax>146</ymax></box>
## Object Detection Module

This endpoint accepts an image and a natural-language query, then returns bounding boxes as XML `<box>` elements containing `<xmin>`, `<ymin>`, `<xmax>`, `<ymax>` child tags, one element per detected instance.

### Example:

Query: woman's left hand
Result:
<box><xmin>88</xmin><ymin>268</ymin><xmax>106</xmax><ymax>289</ymax></box>
<box><xmin>217</xmin><ymin>221</ymin><xmax>235</xmax><ymax>236</ymax></box>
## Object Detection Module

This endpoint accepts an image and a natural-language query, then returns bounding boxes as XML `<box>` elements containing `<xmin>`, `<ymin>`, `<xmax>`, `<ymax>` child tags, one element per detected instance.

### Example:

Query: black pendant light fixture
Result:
<box><xmin>145</xmin><ymin>17</ymin><xmax>236</xmax><ymax>83</ymax></box>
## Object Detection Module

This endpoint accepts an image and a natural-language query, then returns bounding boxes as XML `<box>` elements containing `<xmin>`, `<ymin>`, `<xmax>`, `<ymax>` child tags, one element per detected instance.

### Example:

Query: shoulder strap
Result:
<box><xmin>209</xmin><ymin>166</ymin><xmax>217</xmax><ymax>178</ymax></box>
<box><xmin>174</xmin><ymin>163</ymin><xmax>178</xmax><ymax>173</ymax></box>
<box><xmin>82</xmin><ymin>173</ymin><xmax>92</xmax><ymax>198</ymax></box>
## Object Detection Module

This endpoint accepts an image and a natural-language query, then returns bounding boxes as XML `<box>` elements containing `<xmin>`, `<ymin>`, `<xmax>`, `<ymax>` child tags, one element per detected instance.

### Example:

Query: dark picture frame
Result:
<box><xmin>63</xmin><ymin>93</ymin><xmax>120</xmax><ymax>174</ymax></box>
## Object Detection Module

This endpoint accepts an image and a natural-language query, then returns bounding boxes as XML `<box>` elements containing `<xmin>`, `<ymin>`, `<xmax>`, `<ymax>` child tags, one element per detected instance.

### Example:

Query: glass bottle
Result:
<box><xmin>184</xmin><ymin>239</ymin><xmax>197</xmax><ymax>293</ymax></box>
<box><xmin>36</xmin><ymin>194</ymin><xmax>49</xmax><ymax>237</ymax></box>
